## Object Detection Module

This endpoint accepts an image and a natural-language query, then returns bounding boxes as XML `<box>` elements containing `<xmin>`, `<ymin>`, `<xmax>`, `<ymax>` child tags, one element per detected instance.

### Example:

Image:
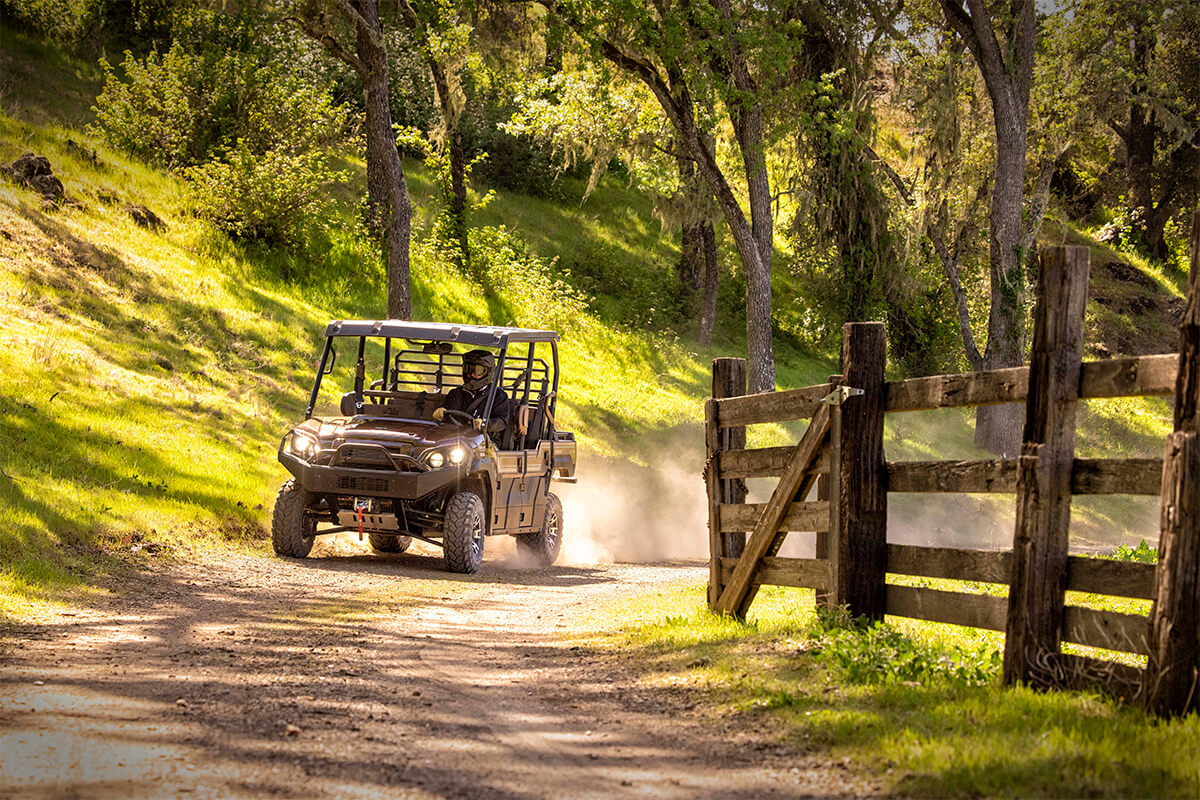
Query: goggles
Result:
<box><xmin>464</xmin><ymin>362</ymin><xmax>489</xmax><ymax>380</ymax></box>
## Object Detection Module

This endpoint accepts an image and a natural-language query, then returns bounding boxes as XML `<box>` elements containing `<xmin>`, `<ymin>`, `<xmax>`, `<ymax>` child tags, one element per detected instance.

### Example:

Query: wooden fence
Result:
<box><xmin>704</xmin><ymin>212</ymin><xmax>1200</xmax><ymax>717</ymax></box>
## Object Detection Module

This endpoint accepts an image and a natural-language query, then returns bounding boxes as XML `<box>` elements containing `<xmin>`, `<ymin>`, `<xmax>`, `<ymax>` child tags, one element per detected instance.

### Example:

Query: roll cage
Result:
<box><xmin>303</xmin><ymin>321</ymin><xmax>561</xmax><ymax>447</ymax></box>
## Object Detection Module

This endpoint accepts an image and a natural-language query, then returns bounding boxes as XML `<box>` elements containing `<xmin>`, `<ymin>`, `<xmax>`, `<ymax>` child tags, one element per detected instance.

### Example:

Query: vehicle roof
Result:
<box><xmin>323</xmin><ymin>320</ymin><xmax>559</xmax><ymax>346</ymax></box>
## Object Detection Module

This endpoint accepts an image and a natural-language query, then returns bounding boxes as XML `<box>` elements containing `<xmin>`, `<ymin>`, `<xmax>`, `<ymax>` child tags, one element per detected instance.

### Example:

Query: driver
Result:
<box><xmin>433</xmin><ymin>349</ymin><xmax>511</xmax><ymax>434</ymax></box>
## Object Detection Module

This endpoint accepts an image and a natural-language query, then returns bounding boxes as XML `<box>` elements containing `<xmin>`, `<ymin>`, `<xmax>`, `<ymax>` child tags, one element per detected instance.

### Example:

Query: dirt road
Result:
<box><xmin>1</xmin><ymin>541</ymin><xmax>879</xmax><ymax>799</ymax></box>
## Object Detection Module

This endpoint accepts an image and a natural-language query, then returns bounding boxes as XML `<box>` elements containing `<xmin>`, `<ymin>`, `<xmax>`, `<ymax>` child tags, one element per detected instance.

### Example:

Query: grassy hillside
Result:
<box><xmin>0</xmin><ymin>23</ymin><xmax>1183</xmax><ymax>619</ymax></box>
<box><xmin>0</xmin><ymin>25</ymin><xmax>835</xmax><ymax>618</ymax></box>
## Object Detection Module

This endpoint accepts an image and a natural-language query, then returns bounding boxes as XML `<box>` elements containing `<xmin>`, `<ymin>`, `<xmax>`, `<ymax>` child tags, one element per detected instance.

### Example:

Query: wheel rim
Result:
<box><xmin>546</xmin><ymin>510</ymin><xmax>559</xmax><ymax>550</ymax></box>
<box><xmin>470</xmin><ymin>513</ymin><xmax>483</xmax><ymax>560</ymax></box>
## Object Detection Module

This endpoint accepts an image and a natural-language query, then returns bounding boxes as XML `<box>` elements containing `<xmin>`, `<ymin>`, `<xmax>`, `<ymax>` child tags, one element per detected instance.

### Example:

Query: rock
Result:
<box><xmin>285</xmin><ymin>724</ymin><xmax>301</xmax><ymax>737</ymax></box>
<box><xmin>6</xmin><ymin>153</ymin><xmax>66</xmax><ymax>205</ymax></box>
<box><xmin>126</xmin><ymin>203</ymin><xmax>167</xmax><ymax>232</ymax></box>
<box><xmin>176</xmin><ymin>698</ymin><xmax>189</xmax><ymax>708</ymax></box>
<box><xmin>11</xmin><ymin>153</ymin><xmax>52</xmax><ymax>179</ymax></box>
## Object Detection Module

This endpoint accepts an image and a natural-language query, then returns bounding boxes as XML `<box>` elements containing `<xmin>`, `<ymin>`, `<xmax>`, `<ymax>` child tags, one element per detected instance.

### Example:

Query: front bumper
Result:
<box><xmin>279</xmin><ymin>450</ymin><xmax>465</xmax><ymax>499</ymax></box>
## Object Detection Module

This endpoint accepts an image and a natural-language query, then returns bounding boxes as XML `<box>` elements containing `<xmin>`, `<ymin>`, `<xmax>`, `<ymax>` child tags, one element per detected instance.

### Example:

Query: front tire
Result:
<box><xmin>272</xmin><ymin>479</ymin><xmax>315</xmax><ymax>558</ymax></box>
<box><xmin>517</xmin><ymin>492</ymin><xmax>562</xmax><ymax>567</ymax></box>
<box><xmin>369</xmin><ymin>533</ymin><xmax>412</xmax><ymax>553</ymax></box>
<box><xmin>443</xmin><ymin>491</ymin><xmax>485</xmax><ymax>574</ymax></box>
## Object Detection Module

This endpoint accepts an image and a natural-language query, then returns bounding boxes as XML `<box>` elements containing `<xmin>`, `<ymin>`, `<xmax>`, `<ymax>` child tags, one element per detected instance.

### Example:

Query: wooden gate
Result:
<box><xmin>705</xmin><ymin>215</ymin><xmax>1200</xmax><ymax>717</ymax></box>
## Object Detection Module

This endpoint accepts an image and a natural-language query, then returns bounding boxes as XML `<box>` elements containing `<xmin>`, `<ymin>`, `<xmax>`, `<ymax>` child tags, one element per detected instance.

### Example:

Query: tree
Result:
<box><xmin>557</xmin><ymin>0</ymin><xmax>791</xmax><ymax>393</ymax></box>
<box><xmin>291</xmin><ymin>0</ymin><xmax>413</xmax><ymax>319</ymax></box>
<box><xmin>1073</xmin><ymin>0</ymin><xmax>1200</xmax><ymax>262</ymax></box>
<box><xmin>503</xmin><ymin>66</ymin><xmax>720</xmax><ymax>344</ymax></box>
<box><xmin>936</xmin><ymin>0</ymin><xmax>1038</xmax><ymax>455</ymax></box>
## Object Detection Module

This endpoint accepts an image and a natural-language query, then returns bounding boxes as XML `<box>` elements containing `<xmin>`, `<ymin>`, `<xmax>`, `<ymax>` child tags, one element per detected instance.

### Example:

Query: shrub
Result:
<box><xmin>185</xmin><ymin>143</ymin><xmax>344</xmax><ymax>246</ymax></box>
<box><xmin>468</xmin><ymin>225</ymin><xmax>590</xmax><ymax>333</ymax></box>
<box><xmin>89</xmin><ymin>12</ymin><xmax>347</xmax><ymax>245</ymax></box>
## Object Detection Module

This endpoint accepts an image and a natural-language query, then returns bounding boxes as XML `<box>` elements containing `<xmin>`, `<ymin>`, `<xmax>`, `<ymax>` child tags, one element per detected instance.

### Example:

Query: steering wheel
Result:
<box><xmin>441</xmin><ymin>409</ymin><xmax>476</xmax><ymax>427</ymax></box>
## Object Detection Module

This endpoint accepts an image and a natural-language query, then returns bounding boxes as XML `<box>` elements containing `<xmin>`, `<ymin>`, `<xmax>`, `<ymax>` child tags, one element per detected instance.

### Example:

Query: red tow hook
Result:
<box><xmin>357</xmin><ymin>503</ymin><xmax>364</xmax><ymax>541</ymax></box>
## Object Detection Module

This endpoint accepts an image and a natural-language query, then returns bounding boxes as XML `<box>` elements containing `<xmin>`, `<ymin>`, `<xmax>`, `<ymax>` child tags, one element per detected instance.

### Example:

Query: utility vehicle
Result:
<box><xmin>273</xmin><ymin>321</ymin><xmax>577</xmax><ymax>573</ymax></box>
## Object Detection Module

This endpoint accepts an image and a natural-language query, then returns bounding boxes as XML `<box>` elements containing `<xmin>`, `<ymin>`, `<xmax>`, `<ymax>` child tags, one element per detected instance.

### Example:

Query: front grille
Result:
<box><xmin>340</xmin><ymin>447</ymin><xmax>391</xmax><ymax>466</ymax></box>
<box><xmin>335</xmin><ymin>475</ymin><xmax>390</xmax><ymax>493</ymax></box>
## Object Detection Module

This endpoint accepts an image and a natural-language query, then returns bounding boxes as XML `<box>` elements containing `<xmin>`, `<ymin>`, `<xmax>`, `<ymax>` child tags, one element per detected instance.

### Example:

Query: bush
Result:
<box><xmin>89</xmin><ymin>12</ymin><xmax>347</xmax><ymax>245</ymax></box>
<box><xmin>186</xmin><ymin>144</ymin><xmax>343</xmax><ymax>246</ymax></box>
<box><xmin>468</xmin><ymin>225</ymin><xmax>590</xmax><ymax>333</ymax></box>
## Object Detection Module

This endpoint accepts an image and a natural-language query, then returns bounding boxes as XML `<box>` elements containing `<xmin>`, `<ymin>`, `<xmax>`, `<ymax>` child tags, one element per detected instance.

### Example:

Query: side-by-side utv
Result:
<box><xmin>272</xmin><ymin>321</ymin><xmax>577</xmax><ymax>573</ymax></box>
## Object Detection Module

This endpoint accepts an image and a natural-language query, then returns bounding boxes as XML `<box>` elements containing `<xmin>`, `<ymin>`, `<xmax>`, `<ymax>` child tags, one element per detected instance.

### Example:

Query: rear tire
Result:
<box><xmin>272</xmin><ymin>479</ymin><xmax>315</xmax><ymax>558</ymax></box>
<box><xmin>443</xmin><ymin>491</ymin><xmax>485</xmax><ymax>574</ymax></box>
<box><xmin>517</xmin><ymin>492</ymin><xmax>562</xmax><ymax>567</ymax></box>
<box><xmin>368</xmin><ymin>533</ymin><xmax>412</xmax><ymax>553</ymax></box>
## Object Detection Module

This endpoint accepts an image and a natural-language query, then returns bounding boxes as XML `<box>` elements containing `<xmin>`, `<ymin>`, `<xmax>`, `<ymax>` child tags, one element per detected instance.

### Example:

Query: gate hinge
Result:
<box><xmin>821</xmin><ymin>386</ymin><xmax>864</xmax><ymax>406</ymax></box>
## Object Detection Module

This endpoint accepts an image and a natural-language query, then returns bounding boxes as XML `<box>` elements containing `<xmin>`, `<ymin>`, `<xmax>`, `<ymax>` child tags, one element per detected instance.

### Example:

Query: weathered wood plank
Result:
<box><xmin>715</xmin><ymin>404</ymin><xmax>831</xmax><ymax>618</ymax></box>
<box><xmin>717</xmin><ymin>501</ymin><xmax>829</xmax><ymax>533</ymax></box>
<box><xmin>1063</xmin><ymin>606</ymin><xmax>1150</xmax><ymax>656</ymax></box>
<box><xmin>719</xmin><ymin>448</ymin><xmax>830</xmax><ymax>480</ymax></box>
<box><xmin>1068</xmin><ymin>557</ymin><xmax>1156</xmax><ymax>600</ymax></box>
<box><xmin>887</xmin><ymin>460</ymin><xmax>1017</xmax><ymax>493</ymax></box>
<box><xmin>883</xmin><ymin>354</ymin><xmax>1177</xmax><ymax>415</ymax></box>
<box><xmin>885</xmin><ymin>544</ymin><xmax>1155</xmax><ymax>600</ymax></box>
<box><xmin>885</xmin><ymin>458</ymin><xmax>1161</xmax><ymax>495</ymax></box>
<box><xmin>1148</xmin><ymin>431</ymin><xmax>1200</xmax><ymax>713</ymax></box>
<box><xmin>719</xmin><ymin>557</ymin><xmax>830</xmax><ymax>591</ymax></box>
<box><xmin>1071</xmin><ymin>458</ymin><xmax>1162</xmax><ymax>495</ymax></box>
<box><xmin>1005</xmin><ymin>246</ymin><xmax>1090</xmax><ymax>689</ymax></box>
<box><xmin>1148</xmin><ymin>210</ymin><xmax>1200</xmax><ymax>717</ymax></box>
<box><xmin>885</xmin><ymin>367</ymin><xmax>1028</xmax><ymax>413</ymax></box>
<box><xmin>887</xmin><ymin>545</ymin><xmax>1012</xmax><ymax>585</ymax></box>
<box><xmin>715</xmin><ymin>382</ymin><xmax>833</xmax><ymax>428</ymax></box>
<box><xmin>1079</xmin><ymin>354</ymin><xmax>1178</xmax><ymax>399</ymax></box>
<box><xmin>886</xmin><ymin>585</ymin><xmax>1008</xmax><ymax>631</ymax></box>
<box><xmin>833</xmin><ymin>322</ymin><xmax>888</xmax><ymax>620</ymax></box>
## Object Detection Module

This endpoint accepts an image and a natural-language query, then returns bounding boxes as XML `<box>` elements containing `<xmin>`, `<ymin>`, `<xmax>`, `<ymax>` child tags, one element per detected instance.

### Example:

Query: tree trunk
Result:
<box><xmin>938</xmin><ymin>0</ymin><xmax>1036</xmax><ymax>456</ymax></box>
<box><xmin>428</xmin><ymin>57</ymin><xmax>469</xmax><ymax>272</ymax></box>
<box><xmin>698</xmin><ymin>221</ymin><xmax>718</xmax><ymax>347</ymax></box>
<box><xmin>975</xmin><ymin>116</ymin><xmax>1029</xmax><ymax>456</ymax></box>
<box><xmin>357</xmin><ymin>2</ymin><xmax>413</xmax><ymax>319</ymax></box>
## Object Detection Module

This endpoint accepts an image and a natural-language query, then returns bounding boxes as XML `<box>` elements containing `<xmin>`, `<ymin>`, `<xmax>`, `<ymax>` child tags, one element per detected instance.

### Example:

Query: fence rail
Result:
<box><xmin>704</xmin><ymin>212</ymin><xmax>1200</xmax><ymax>717</ymax></box>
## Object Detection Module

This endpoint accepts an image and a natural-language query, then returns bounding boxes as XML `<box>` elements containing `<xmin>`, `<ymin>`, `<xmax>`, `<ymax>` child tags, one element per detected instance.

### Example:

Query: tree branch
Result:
<box><xmin>287</xmin><ymin>14</ymin><xmax>365</xmax><ymax>74</ymax></box>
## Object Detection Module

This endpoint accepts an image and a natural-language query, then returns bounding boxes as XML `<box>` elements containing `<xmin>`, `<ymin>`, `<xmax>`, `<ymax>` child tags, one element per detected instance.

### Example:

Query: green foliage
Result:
<box><xmin>88</xmin><ymin>11</ymin><xmax>347</xmax><ymax>245</ymax></box>
<box><xmin>185</xmin><ymin>143</ymin><xmax>346</xmax><ymax>246</ymax></box>
<box><xmin>813</xmin><ymin>607</ymin><xmax>1000</xmax><ymax>687</ymax></box>
<box><xmin>1111</xmin><ymin>539</ymin><xmax>1158</xmax><ymax>563</ymax></box>
<box><xmin>466</xmin><ymin>224</ymin><xmax>589</xmax><ymax>332</ymax></box>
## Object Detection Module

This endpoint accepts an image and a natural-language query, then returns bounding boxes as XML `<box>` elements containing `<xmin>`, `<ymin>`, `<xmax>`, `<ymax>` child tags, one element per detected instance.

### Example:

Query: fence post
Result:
<box><xmin>715</xmin><ymin>358</ymin><xmax>748</xmax><ymax>560</ymax></box>
<box><xmin>816</xmin><ymin>373</ymin><xmax>843</xmax><ymax>610</ymax></box>
<box><xmin>832</xmin><ymin>322</ymin><xmax>888</xmax><ymax>619</ymax></box>
<box><xmin>1147</xmin><ymin>210</ymin><xmax>1200</xmax><ymax>716</ymax></box>
<box><xmin>1004</xmin><ymin>246</ymin><xmax>1090</xmax><ymax>688</ymax></box>
<box><xmin>706</xmin><ymin>358</ymin><xmax>747</xmax><ymax>608</ymax></box>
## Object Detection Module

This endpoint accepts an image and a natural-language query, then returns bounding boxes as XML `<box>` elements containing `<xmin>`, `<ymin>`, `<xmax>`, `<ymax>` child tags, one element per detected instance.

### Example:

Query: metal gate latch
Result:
<box><xmin>820</xmin><ymin>386</ymin><xmax>864</xmax><ymax>406</ymax></box>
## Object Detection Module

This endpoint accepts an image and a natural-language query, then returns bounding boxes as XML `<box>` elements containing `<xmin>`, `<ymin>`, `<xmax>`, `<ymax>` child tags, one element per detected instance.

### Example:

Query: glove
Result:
<box><xmin>432</xmin><ymin>407</ymin><xmax>445</xmax><ymax>422</ymax></box>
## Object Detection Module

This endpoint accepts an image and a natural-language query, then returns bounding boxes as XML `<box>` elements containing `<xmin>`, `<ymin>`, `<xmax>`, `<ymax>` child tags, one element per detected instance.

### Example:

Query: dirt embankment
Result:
<box><xmin>0</xmin><ymin>547</ymin><xmax>880</xmax><ymax>799</ymax></box>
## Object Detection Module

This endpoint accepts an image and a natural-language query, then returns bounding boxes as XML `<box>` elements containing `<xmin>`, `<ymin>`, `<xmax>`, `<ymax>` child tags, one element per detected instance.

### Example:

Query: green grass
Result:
<box><xmin>581</xmin><ymin>583</ymin><xmax>1200</xmax><ymax>798</ymax></box>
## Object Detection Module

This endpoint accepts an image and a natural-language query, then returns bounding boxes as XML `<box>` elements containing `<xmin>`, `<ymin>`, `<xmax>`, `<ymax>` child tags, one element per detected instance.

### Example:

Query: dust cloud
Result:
<box><xmin>556</xmin><ymin>451</ymin><xmax>711</xmax><ymax>564</ymax></box>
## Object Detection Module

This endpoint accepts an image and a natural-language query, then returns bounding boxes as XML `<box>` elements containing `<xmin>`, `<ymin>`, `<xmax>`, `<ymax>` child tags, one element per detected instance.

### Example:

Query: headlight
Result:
<box><xmin>449</xmin><ymin>446</ymin><xmax>466</xmax><ymax>465</ymax></box>
<box><xmin>290</xmin><ymin>433</ymin><xmax>317</xmax><ymax>458</ymax></box>
<box><xmin>427</xmin><ymin>451</ymin><xmax>445</xmax><ymax>469</ymax></box>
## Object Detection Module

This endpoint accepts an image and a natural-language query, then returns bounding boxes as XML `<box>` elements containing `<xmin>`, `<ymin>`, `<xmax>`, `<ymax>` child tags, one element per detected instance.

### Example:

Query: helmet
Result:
<box><xmin>461</xmin><ymin>349</ymin><xmax>494</xmax><ymax>392</ymax></box>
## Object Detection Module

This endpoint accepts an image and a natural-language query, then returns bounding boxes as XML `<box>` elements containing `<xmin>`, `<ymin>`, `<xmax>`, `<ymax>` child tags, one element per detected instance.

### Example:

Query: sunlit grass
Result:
<box><xmin>580</xmin><ymin>582</ymin><xmax>1200</xmax><ymax>799</ymax></box>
